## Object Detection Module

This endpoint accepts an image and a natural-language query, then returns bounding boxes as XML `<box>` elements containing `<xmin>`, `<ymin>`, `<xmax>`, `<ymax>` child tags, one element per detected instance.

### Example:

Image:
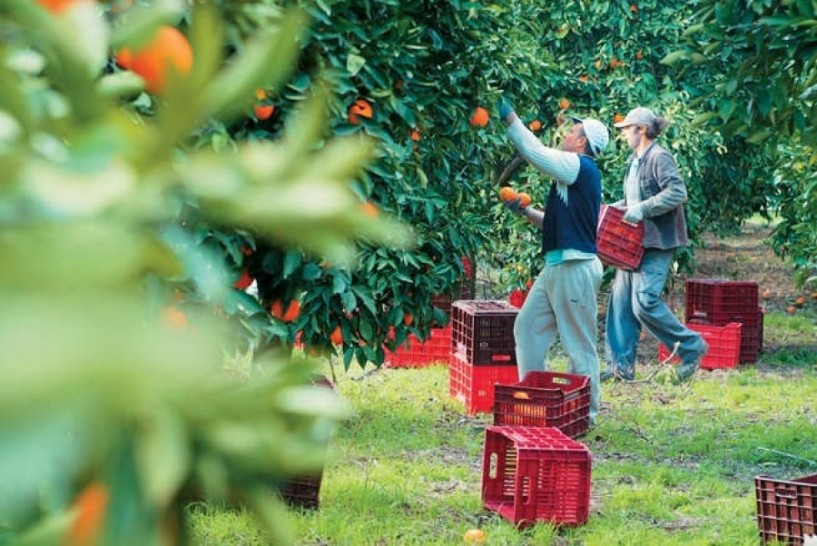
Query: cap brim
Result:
<box><xmin>613</xmin><ymin>121</ymin><xmax>629</xmax><ymax>128</ymax></box>
<box><xmin>570</xmin><ymin>116</ymin><xmax>583</xmax><ymax>124</ymax></box>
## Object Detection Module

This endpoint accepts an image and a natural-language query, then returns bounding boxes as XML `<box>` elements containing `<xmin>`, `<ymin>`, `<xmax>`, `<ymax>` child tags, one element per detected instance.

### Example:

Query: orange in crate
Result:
<box><xmin>493</xmin><ymin>371</ymin><xmax>591</xmax><ymax>438</ymax></box>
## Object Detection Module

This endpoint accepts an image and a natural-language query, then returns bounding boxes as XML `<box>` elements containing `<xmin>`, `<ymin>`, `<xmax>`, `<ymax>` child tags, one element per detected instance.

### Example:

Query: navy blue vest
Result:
<box><xmin>541</xmin><ymin>155</ymin><xmax>601</xmax><ymax>254</ymax></box>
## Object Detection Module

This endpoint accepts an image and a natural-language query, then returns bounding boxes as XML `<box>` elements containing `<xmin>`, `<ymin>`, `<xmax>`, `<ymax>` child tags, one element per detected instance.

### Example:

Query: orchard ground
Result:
<box><xmin>191</xmin><ymin>219</ymin><xmax>817</xmax><ymax>545</ymax></box>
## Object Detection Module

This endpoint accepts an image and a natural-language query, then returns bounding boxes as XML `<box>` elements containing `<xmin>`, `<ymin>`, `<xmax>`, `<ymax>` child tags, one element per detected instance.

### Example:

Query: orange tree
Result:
<box><xmin>667</xmin><ymin>0</ymin><xmax>817</xmax><ymax>285</ymax></box>
<box><xmin>187</xmin><ymin>1</ymin><xmax>781</xmax><ymax>365</ymax></box>
<box><xmin>0</xmin><ymin>1</ymin><xmax>413</xmax><ymax>543</ymax></box>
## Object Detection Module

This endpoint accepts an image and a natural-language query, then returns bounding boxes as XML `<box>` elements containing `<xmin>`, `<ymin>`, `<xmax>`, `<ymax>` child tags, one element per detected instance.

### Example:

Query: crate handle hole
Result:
<box><xmin>488</xmin><ymin>453</ymin><xmax>498</xmax><ymax>479</ymax></box>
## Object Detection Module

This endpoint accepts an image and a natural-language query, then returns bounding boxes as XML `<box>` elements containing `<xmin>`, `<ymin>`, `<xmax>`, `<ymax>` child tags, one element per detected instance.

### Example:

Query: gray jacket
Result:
<box><xmin>622</xmin><ymin>143</ymin><xmax>689</xmax><ymax>250</ymax></box>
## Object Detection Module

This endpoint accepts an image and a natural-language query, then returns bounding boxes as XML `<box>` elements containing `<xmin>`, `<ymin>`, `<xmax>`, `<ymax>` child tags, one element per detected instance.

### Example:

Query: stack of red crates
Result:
<box><xmin>493</xmin><ymin>371</ymin><xmax>591</xmax><ymax>439</ymax></box>
<box><xmin>449</xmin><ymin>300</ymin><xmax>519</xmax><ymax>414</ymax></box>
<box><xmin>596</xmin><ymin>205</ymin><xmax>645</xmax><ymax>270</ymax></box>
<box><xmin>482</xmin><ymin>426</ymin><xmax>592</xmax><ymax>528</ymax></box>
<box><xmin>685</xmin><ymin>279</ymin><xmax>764</xmax><ymax>363</ymax></box>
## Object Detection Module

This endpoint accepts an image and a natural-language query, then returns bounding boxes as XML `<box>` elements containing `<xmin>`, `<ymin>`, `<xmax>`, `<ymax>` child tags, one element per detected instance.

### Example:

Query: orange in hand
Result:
<box><xmin>499</xmin><ymin>187</ymin><xmax>517</xmax><ymax>202</ymax></box>
<box><xmin>517</xmin><ymin>192</ymin><xmax>531</xmax><ymax>208</ymax></box>
<box><xmin>115</xmin><ymin>26</ymin><xmax>193</xmax><ymax>94</ymax></box>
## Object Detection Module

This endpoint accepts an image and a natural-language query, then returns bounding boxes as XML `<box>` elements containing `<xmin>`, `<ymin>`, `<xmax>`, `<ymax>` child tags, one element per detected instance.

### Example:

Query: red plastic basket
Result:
<box><xmin>451</xmin><ymin>300</ymin><xmax>518</xmax><ymax>366</ymax></box>
<box><xmin>508</xmin><ymin>289</ymin><xmax>528</xmax><ymax>309</ymax></box>
<box><xmin>685</xmin><ymin>278</ymin><xmax>759</xmax><ymax>324</ymax></box>
<box><xmin>657</xmin><ymin>322</ymin><xmax>742</xmax><ymax>369</ymax></box>
<box><xmin>493</xmin><ymin>371</ymin><xmax>590</xmax><ymax>438</ymax></box>
<box><xmin>596</xmin><ymin>205</ymin><xmax>645</xmax><ymax>270</ymax></box>
<box><xmin>482</xmin><ymin>426</ymin><xmax>592</xmax><ymax>528</ymax></box>
<box><xmin>384</xmin><ymin>326</ymin><xmax>451</xmax><ymax>368</ymax></box>
<box><xmin>755</xmin><ymin>473</ymin><xmax>817</xmax><ymax>545</ymax></box>
<box><xmin>449</xmin><ymin>354</ymin><xmax>520</xmax><ymax>415</ymax></box>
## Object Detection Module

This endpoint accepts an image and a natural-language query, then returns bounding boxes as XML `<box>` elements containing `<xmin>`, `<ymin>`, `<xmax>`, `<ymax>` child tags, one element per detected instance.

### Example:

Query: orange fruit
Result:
<box><xmin>403</xmin><ymin>313</ymin><xmax>413</xmax><ymax>326</ymax></box>
<box><xmin>578</xmin><ymin>74</ymin><xmax>590</xmax><ymax>83</ymax></box>
<box><xmin>786</xmin><ymin>305</ymin><xmax>796</xmax><ymax>315</ymax></box>
<box><xmin>630</xmin><ymin>4</ymin><xmax>638</xmax><ymax>12</ymax></box>
<box><xmin>330</xmin><ymin>326</ymin><xmax>343</xmax><ymax>345</ymax></box>
<box><xmin>37</xmin><ymin>0</ymin><xmax>85</xmax><ymax>13</ymax></box>
<box><xmin>614</xmin><ymin>114</ymin><xmax>625</xmax><ymax>124</ymax></box>
<box><xmin>636</xmin><ymin>50</ymin><xmax>644</xmax><ymax>60</ymax></box>
<box><xmin>410</xmin><ymin>129</ymin><xmax>421</xmax><ymax>141</ymax></box>
<box><xmin>233</xmin><ymin>270</ymin><xmax>253</xmax><ymax>290</ymax></box>
<box><xmin>347</xmin><ymin>98</ymin><xmax>373</xmax><ymax>124</ymax></box>
<box><xmin>162</xmin><ymin>306</ymin><xmax>187</xmax><ymax>330</ymax></box>
<box><xmin>558</xmin><ymin>98</ymin><xmax>570</xmax><ymax>110</ymax></box>
<box><xmin>116</xmin><ymin>26</ymin><xmax>193</xmax><ymax>94</ymax></box>
<box><xmin>795</xmin><ymin>296</ymin><xmax>807</xmax><ymax>307</ymax></box>
<box><xmin>470</xmin><ymin>106</ymin><xmax>489</xmax><ymax>127</ymax></box>
<box><xmin>528</xmin><ymin>119</ymin><xmax>542</xmax><ymax>132</ymax></box>
<box><xmin>525</xmin><ymin>278</ymin><xmax>533</xmax><ymax>290</ymax></box>
<box><xmin>255</xmin><ymin>88</ymin><xmax>267</xmax><ymax>101</ymax></box>
<box><xmin>517</xmin><ymin>192</ymin><xmax>531</xmax><ymax>208</ymax></box>
<box><xmin>499</xmin><ymin>187</ymin><xmax>517</xmax><ymax>202</ymax></box>
<box><xmin>361</xmin><ymin>201</ymin><xmax>379</xmax><ymax>217</ymax></box>
<box><xmin>254</xmin><ymin>104</ymin><xmax>275</xmax><ymax>120</ymax></box>
<box><xmin>762</xmin><ymin>289</ymin><xmax>772</xmax><ymax>300</ymax></box>
<box><xmin>271</xmin><ymin>300</ymin><xmax>300</xmax><ymax>323</ymax></box>
<box><xmin>67</xmin><ymin>482</ymin><xmax>109</xmax><ymax>546</ymax></box>
<box><xmin>464</xmin><ymin>528</ymin><xmax>485</xmax><ymax>543</ymax></box>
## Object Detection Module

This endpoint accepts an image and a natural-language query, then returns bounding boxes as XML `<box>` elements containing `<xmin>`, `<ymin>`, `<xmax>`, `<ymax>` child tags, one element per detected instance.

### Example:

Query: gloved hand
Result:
<box><xmin>623</xmin><ymin>203</ymin><xmax>645</xmax><ymax>224</ymax></box>
<box><xmin>497</xmin><ymin>99</ymin><xmax>514</xmax><ymax>121</ymax></box>
<box><xmin>504</xmin><ymin>198</ymin><xmax>524</xmax><ymax>215</ymax></box>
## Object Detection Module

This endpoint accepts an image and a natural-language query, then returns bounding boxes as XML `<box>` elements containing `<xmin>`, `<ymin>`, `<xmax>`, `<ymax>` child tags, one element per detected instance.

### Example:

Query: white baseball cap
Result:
<box><xmin>614</xmin><ymin>107</ymin><xmax>658</xmax><ymax>128</ymax></box>
<box><xmin>571</xmin><ymin>116</ymin><xmax>609</xmax><ymax>155</ymax></box>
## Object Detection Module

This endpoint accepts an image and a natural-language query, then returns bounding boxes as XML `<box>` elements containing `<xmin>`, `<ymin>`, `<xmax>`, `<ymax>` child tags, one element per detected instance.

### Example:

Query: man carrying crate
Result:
<box><xmin>602</xmin><ymin>107</ymin><xmax>708</xmax><ymax>384</ymax></box>
<box><xmin>496</xmin><ymin>100</ymin><xmax>608</xmax><ymax>425</ymax></box>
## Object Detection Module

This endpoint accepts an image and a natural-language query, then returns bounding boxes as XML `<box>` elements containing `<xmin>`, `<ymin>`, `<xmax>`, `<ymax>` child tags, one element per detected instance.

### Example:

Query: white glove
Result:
<box><xmin>623</xmin><ymin>203</ymin><xmax>645</xmax><ymax>224</ymax></box>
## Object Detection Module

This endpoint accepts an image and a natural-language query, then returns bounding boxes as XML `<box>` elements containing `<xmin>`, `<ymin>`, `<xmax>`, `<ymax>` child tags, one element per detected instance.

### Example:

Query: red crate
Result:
<box><xmin>657</xmin><ymin>322</ymin><xmax>742</xmax><ymax>370</ymax></box>
<box><xmin>482</xmin><ymin>426</ymin><xmax>592</xmax><ymax>528</ymax></box>
<box><xmin>384</xmin><ymin>326</ymin><xmax>451</xmax><ymax>368</ymax></box>
<box><xmin>452</xmin><ymin>300</ymin><xmax>518</xmax><ymax>366</ymax></box>
<box><xmin>685</xmin><ymin>279</ymin><xmax>759</xmax><ymax>324</ymax></box>
<box><xmin>738</xmin><ymin>307</ymin><xmax>764</xmax><ymax>363</ymax></box>
<box><xmin>755</xmin><ymin>473</ymin><xmax>817</xmax><ymax>545</ymax></box>
<box><xmin>493</xmin><ymin>371</ymin><xmax>590</xmax><ymax>438</ymax></box>
<box><xmin>449</xmin><ymin>354</ymin><xmax>520</xmax><ymax>415</ymax></box>
<box><xmin>596</xmin><ymin>205</ymin><xmax>645</xmax><ymax>270</ymax></box>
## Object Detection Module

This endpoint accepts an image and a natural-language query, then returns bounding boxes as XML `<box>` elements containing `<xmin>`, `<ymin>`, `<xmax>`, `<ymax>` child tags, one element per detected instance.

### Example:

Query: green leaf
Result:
<box><xmin>283</xmin><ymin>250</ymin><xmax>302</xmax><ymax>279</ymax></box>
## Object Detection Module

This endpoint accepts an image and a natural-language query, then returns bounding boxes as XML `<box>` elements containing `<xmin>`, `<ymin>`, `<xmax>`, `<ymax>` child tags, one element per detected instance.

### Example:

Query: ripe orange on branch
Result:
<box><xmin>66</xmin><ymin>482</ymin><xmax>109</xmax><ymax>546</ymax></box>
<box><xmin>37</xmin><ymin>0</ymin><xmax>87</xmax><ymax>13</ymax></box>
<box><xmin>115</xmin><ymin>26</ymin><xmax>193</xmax><ymax>94</ymax></box>
<box><xmin>558</xmin><ymin>98</ymin><xmax>570</xmax><ymax>110</ymax></box>
<box><xmin>528</xmin><ymin>119</ymin><xmax>542</xmax><ymax>132</ymax></box>
<box><xmin>470</xmin><ymin>106</ymin><xmax>489</xmax><ymax>127</ymax></box>
<box><xmin>348</xmin><ymin>99</ymin><xmax>373</xmax><ymax>124</ymax></box>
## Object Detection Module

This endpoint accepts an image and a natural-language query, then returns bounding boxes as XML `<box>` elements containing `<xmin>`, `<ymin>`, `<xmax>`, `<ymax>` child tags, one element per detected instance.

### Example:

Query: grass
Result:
<box><xmin>190</xmin><ymin>311</ymin><xmax>817</xmax><ymax>545</ymax></box>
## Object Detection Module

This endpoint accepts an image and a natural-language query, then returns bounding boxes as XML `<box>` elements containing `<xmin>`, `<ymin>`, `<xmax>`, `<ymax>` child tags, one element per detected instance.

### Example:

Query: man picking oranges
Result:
<box><xmin>497</xmin><ymin>100</ymin><xmax>609</xmax><ymax>426</ymax></box>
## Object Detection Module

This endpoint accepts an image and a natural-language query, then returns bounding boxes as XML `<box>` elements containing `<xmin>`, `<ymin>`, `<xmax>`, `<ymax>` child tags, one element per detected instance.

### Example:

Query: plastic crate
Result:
<box><xmin>482</xmin><ymin>426</ymin><xmax>592</xmax><ymax>528</ymax></box>
<box><xmin>449</xmin><ymin>353</ymin><xmax>520</xmax><ymax>415</ymax></box>
<box><xmin>657</xmin><ymin>322</ymin><xmax>742</xmax><ymax>370</ymax></box>
<box><xmin>738</xmin><ymin>307</ymin><xmax>764</xmax><ymax>363</ymax></box>
<box><xmin>451</xmin><ymin>300</ymin><xmax>518</xmax><ymax>366</ymax></box>
<box><xmin>755</xmin><ymin>473</ymin><xmax>817</xmax><ymax>544</ymax></box>
<box><xmin>493</xmin><ymin>371</ymin><xmax>590</xmax><ymax>439</ymax></box>
<box><xmin>596</xmin><ymin>205</ymin><xmax>645</xmax><ymax>270</ymax></box>
<box><xmin>685</xmin><ymin>279</ymin><xmax>759</xmax><ymax>324</ymax></box>
<box><xmin>384</xmin><ymin>326</ymin><xmax>451</xmax><ymax>368</ymax></box>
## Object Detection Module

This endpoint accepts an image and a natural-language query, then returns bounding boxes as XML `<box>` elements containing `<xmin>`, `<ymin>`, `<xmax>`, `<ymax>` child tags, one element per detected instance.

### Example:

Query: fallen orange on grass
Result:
<box><xmin>115</xmin><ymin>26</ymin><xmax>193</xmax><ymax>94</ymax></box>
<box><xmin>463</xmin><ymin>528</ymin><xmax>485</xmax><ymax>543</ymax></box>
<box><xmin>67</xmin><ymin>482</ymin><xmax>109</xmax><ymax>546</ymax></box>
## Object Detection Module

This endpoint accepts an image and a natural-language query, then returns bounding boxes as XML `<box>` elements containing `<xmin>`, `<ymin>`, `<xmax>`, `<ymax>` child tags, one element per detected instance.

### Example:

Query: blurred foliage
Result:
<box><xmin>667</xmin><ymin>0</ymin><xmax>817</xmax><ymax>283</ymax></box>
<box><xmin>0</xmin><ymin>0</ymin><xmax>414</xmax><ymax>544</ymax></box>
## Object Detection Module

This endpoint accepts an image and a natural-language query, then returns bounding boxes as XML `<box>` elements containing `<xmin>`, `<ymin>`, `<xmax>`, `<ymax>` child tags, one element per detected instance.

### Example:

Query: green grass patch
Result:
<box><xmin>190</xmin><ymin>327</ymin><xmax>817</xmax><ymax>545</ymax></box>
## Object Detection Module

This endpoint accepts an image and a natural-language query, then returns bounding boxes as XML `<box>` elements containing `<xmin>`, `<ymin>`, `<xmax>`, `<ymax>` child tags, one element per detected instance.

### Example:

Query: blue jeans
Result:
<box><xmin>604</xmin><ymin>248</ymin><xmax>705</xmax><ymax>377</ymax></box>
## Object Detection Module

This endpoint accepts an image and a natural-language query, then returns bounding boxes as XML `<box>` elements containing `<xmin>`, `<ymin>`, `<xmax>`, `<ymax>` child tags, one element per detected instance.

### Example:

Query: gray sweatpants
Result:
<box><xmin>514</xmin><ymin>257</ymin><xmax>603</xmax><ymax>421</ymax></box>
